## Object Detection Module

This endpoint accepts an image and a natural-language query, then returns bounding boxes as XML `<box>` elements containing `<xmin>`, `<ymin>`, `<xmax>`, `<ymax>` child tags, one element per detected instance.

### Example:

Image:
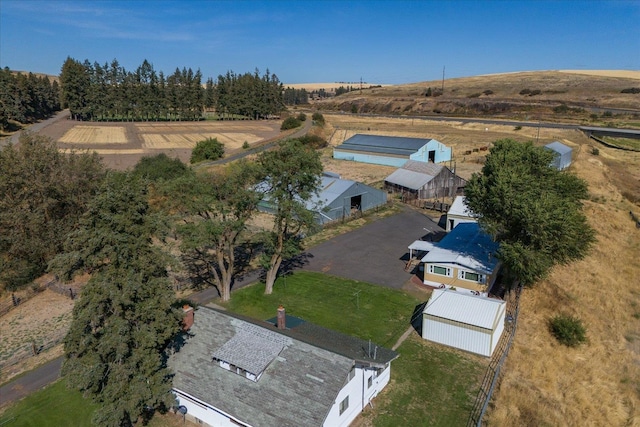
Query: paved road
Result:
<box><xmin>0</xmin><ymin>357</ymin><xmax>62</xmax><ymax>408</ymax></box>
<box><xmin>0</xmin><ymin>109</ymin><xmax>71</xmax><ymax>148</ymax></box>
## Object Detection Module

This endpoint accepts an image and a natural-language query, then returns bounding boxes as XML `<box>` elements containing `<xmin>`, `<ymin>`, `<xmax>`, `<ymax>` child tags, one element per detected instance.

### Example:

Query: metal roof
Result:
<box><xmin>335</xmin><ymin>134</ymin><xmax>433</xmax><ymax>156</ymax></box>
<box><xmin>423</xmin><ymin>289</ymin><xmax>506</xmax><ymax>330</ymax></box>
<box><xmin>421</xmin><ymin>223</ymin><xmax>499</xmax><ymax>274</ymax></box>
<box><xmin>448</xmin><ymin>196</ymin><xmax>476</xmax><ymax>218</ymax></box>
<box><xmin>401</xmin><ymin>160</ymin><xmax>444</xmax><ymax>175</ymax></box>
<box><xmin>544</xmin><ymin>141</ymin><xmax>572</xmax><ymax>155</ymax></box>
<box><xmin>408</xmin><ymin>240</ymin><xmax>436</xmax><ymax>252</ymax></box>
<box><xmin>385</xmin><ymin>168</ymin><xmax>434</xmax><ymax>190</ymax></box>
<box><xmin>308</xmin><ymin>176</ymin><xmax>356</xmax><ymax>208</ymax></box>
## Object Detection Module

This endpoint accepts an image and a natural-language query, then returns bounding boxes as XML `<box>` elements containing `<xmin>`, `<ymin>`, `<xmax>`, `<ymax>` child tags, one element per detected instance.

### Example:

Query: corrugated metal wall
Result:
<box><xmin>422</xmin><ymin>315</ymin><xmax>498</xmax><ymax>357</ymax></box>
<box><xmin>322</xmin><ymin>182</ymin><xmax>387</xmax><ymax>222</ymax></box>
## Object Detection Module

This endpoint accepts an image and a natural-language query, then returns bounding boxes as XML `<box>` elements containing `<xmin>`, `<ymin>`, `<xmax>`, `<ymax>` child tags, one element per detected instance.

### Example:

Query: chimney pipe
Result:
<box><xmin>277</xmin><ymin>305</ymin><xmax>286</xmax><ymax>330</ymax></box>
<box><xmin>182</xmin><ymin>305</ymin><xmax>194</xmax><ymax>331</ymax></box>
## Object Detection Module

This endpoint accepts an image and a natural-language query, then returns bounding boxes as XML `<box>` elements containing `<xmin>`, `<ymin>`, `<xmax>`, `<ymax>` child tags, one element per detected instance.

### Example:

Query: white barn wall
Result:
<box><xmin>332</xmin><ymin>150</ymin><xmax>408</xmax><ymax>167</ymax></box>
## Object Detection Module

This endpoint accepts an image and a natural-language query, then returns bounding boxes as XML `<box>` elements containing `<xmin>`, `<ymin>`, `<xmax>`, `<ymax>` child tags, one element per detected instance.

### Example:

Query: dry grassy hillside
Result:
<box><xmin>314</xmin><ymin>71</ymin><xmax>640</xmax><ymax>125</ymax></box>
<box><xmin>486</xmin><ymin>144</ymin><xmax>640</xmax><ymax>426</ymax></box>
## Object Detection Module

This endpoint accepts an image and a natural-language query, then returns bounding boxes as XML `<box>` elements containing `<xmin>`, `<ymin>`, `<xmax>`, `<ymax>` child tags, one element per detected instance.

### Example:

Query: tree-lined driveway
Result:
<box><xmin>299</xmin><ymin>206</ymin><xmax>443</xmax><ymax>288</ymax></box>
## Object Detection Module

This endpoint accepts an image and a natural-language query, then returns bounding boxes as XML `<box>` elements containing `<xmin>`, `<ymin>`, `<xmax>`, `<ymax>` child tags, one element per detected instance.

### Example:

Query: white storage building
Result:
<box><xmin>422</xmin><ymin>289</ymin><xmax>506</xmax><ymax>357</ymax></box>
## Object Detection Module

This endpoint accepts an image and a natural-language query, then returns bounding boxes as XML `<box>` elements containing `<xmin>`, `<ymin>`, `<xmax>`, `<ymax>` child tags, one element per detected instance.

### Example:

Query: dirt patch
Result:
<box><xmin>38</xmin><ymin>119</ymin><xmax>283</xmax><ymax>170</ymax></box>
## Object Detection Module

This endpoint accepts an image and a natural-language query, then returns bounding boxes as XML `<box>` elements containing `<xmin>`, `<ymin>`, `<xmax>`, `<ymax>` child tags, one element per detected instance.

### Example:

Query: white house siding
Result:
<box><xmin>323</xmin><ymin>364</ymin><xmax>391</xmax><ymax>427</ymax></box>
<box><xmin>174</xmin><ymin>389</ymin><xmax>252</xmax><ymax>427</ymax></box>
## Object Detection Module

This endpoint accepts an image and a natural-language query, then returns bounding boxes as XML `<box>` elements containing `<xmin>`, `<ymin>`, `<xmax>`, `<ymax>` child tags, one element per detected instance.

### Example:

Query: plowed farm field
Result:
<box><xmin>42</xmin><ymin>120</ymin><xmax>282</xmax><ymax>170</ymax></box>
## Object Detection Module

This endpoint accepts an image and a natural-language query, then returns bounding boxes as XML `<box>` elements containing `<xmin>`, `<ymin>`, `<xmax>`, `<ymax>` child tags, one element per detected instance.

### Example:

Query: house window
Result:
<box><xmin>368</xmin><ymin>376</ymin><xmax>373</xmax><ymax>388</ymax></box>
<box><xmin>459</xmin><ymin>271</ymin><xmax>483</xmax><ymax>283</ymax></box>
<box><xmin>339</xmin><ymin>396</ymin><xmax>349</xmax><ymax>415</ymax></box>
<box><xmin>430</xmin><ymin>265</ymin><xmax>451</xmax><ymax>277</ymax></box>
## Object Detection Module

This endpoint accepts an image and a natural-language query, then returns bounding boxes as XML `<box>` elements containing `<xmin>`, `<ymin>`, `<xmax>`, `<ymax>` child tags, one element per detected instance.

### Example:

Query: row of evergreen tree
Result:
<box><xmin>0</xmin><ymin>67</ymin><xmax>61</xmax><ymax>130</ymax></box>
<box><xmin>60</xmin><ymin>57</ymin><xmax>286</xmax><ymax>122</ymax></box>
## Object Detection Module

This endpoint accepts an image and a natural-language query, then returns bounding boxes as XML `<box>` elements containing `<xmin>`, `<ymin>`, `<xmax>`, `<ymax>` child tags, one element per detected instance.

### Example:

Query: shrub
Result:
<box><xmin>602</xmin><ymin>111</ymin><xmax>613</xmax><ymax>118</ymax></box>
<box><xmin>280</xmin><ymin>116</ymin><xmax>302</xmax><ymax>130</ymax></box>
<box><xmin>311</xmin><ymin>112</ymin><xmax>325</xmax><ymax>125</ymax></box>
<box><xmin>425</xmin><ymin>87</ymin><xmax>433</xmax><ymax>97</ymax></box>
<box><xmin>467</xmin><ymin>92</ymin><xmax>482</xmax><ymax>98</ymax></box>
<box><xmin>351</xmin><ymin>104</ymin><xmax>358</xmax><ymax>114</ymax></box>
<box><xmin>621</xmin><ymin>87</ymin><xmax>640</xmax><ymax>94</ymax></box>
<box><xmin>242</xmin><ymin>141</ymin><xmax>250</xmax><ymax>149</ymax></box>
<box><xmin>519</xmin><ymin>88</ymin><xmax>531</xmax><ymax>95</ymax></box>
<box><xmin>297</xmin><ymin>112</ymin><xmax>307</xmax><ymax>121</ymax></box>
<box><xmin>549</xmin><ymin>314</ymin><xmax>587</xmax><ymax>347</ymax></box>
<box><xmin>529</xmin><ymin>89</ymin><xmax>542</xmax><ymax>96</ymax></box>
<box><xmin>553</xmin><ymin>104</ymin><xmax>569</xmax><ymax>114</ymax></box>
<box><xmin>591</xmin><ymin>147</ymin><xmax>599</xmax><ymax>156</ymax></box>
<box><xmin>590</xmin><ymin>113</ymin><xmax>598</xmax><ymax>121</ymax></box>
<box><xmin>483</xmin><ymin>89</ymin><xmax>494</xmax><ymax>95</ymax></box>
<box><xmin>133</xmin><ymin>153</ymin><xmax>187</xmax><ymax>181</ymax></box>
<box><xmin>298</xmin><ymin>134</ymin><xmax>328</xmax><ymax>149</ymax></box>
<box><xmin>514</xmin><ymin>125</ymin><xmax>522</xmax><ymax>131</ymax></box>
<box><xmin>190</xmin><ymin>137</ymin><xmax>224</xmax><ymax>163</ymax></box>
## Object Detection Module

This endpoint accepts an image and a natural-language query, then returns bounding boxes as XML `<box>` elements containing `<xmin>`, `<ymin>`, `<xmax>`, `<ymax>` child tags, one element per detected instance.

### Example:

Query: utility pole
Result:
<box><xmin>360</xmin><ymin>76</ymin><xmax>362</xmax><ymax>94</ymax></box>
<box><xmin>441</xmin><ymin>66</ymin><xmax>445</xmax><ymax>93</ymax></box>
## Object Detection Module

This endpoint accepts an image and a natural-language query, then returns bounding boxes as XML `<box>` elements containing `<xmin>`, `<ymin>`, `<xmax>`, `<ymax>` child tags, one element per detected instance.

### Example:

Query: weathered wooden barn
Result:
<box><xmin>333</xmin><ymin>134</ymin><xmax>452</xmax><ymax>167</ymax></box>
<box><xmin>384</xmin><ymin>160</ymin><xmax>466</xmax><ymax>200</ymax></box>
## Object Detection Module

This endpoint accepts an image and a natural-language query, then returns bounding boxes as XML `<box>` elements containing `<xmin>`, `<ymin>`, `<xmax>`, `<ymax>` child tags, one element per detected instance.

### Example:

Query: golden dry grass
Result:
<box><xmin>558</xmin><ymin>70</ymin><xmax>640</xmax><ymax>79</ymax></box>
<box><xmin>58</xmin><ymin>126</ymin><xmax>127</xmax><ymax>144</ymax></box>
<box><xmin>486</xmin><ymin>143</ymin><xmax>640</xmax><ymax>427</ymax></box>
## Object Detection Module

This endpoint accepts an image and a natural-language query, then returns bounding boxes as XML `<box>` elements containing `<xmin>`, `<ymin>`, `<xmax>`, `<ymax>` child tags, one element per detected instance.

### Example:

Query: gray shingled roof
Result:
<box><xmin>335</xmin><ymin>134</ymin><xmax>432</xmax><ymax>156</ymax></box>
<box><xmin>170</xmin><ymin>307</ymin><xmax>357</xmax><ymax>427</ymax></box>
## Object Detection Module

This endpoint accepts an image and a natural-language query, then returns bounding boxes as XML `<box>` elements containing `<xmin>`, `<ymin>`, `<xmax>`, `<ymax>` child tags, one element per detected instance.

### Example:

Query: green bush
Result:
<box><xmin>591</xmin><ymin>147</ymin><xmax>599</xmax><ymax>156</ymax></box>
<box><xmin>242</xmin><ymin>140</ymin><xmax>250</xmax><ymax>149</ymax></box>
<box><xmin>133</xmin><ymin>153</ymin><xmax>188</xmax><ymax>181</ymax></box>
<box><xmin>190</xmin><ymin>137</ymin><xmax>224</xmax><ymax>163</ymax></box>
<box><xmin>311</xmin><ymin>112</ymin><xmax>325</xmax><ymax>125</ymax></box>
<box><xmin>351</xmin><ymin>104</ymin><xmax>358</xmax><ymax>114</ymax></box>
<box><xmin>281</xmin><ymin>116</ymin><xmax>302</xmax><ymax>130</ymax></box>
<box><xmin>483</xmin><ymin>89</ymin><xmax>494</xmax><ymax>95</ymax></box>
<box><xmin>297</xmin><ymin>112</ymin><xmax>307</xmax><ymax>121</ymax></box>
<box><xmin>298</xmin><ymin>134</ymin><xmax>328</xmax><ymax>149</ymax></box>
<box><xmin>549</xmin><ymin>314</ymin><xmax>587</xmax><ymax>347</ymax></box>
<box><xmin>514</xmin><ymin>125</ymin><xmax>522</xmax><ymax>131</ymax></box>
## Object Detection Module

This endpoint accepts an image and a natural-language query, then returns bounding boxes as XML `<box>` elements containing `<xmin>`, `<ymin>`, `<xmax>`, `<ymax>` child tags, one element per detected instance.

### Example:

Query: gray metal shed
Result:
<box><xmin>309</xmin><ymin>176</ymin><xmax>388</xmax><ymax>224</ymax></box>
<box><xmin>258</xmin><ymin>174</ymin><xmax>387</xmax><ymax>225</ymax></box>
<box><xmin>544</xmin><ymin>141</ymin><xmax>572</xmax><ymax>170</ymax></box>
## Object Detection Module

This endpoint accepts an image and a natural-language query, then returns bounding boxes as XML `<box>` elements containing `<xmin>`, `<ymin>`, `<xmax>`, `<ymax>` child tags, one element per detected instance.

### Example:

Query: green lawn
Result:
<box><xmin>1</xmin><ymin>271</ymin><xmax>484</xmax><ymax>427</ymax></box>
<box><xmin>224</xmin><ymin>271</ymin><xmax>486</xmax><ymax>427</ymax></box>
<box><xmin>223</xmin><ymin>271</ymin><xmax>420</xmax><ymax>348</ymax></box>
<box><xmin>601</xmin><ymin>136</ymin><xmax>640</xmax><ymax>151</ymax></box>
<box><xmin>0</xmin><ymin>380</ymin><xmax>97</xmax><ymax>427</ymax></box>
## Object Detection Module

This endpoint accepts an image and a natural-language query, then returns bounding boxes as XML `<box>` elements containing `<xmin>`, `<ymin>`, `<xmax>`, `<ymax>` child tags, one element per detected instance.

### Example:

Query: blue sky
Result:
<box><xmin>1</xmin><ymin>0</ymin><xmax>638</xmax><ymax>84</ymax></box>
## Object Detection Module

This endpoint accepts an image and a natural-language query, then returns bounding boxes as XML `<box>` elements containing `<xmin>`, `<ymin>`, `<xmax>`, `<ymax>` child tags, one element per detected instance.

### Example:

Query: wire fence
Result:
<box><xmin>467</xmin><ymin>282</ymin><xmax>523</xmax><ymax>427</ymax></box>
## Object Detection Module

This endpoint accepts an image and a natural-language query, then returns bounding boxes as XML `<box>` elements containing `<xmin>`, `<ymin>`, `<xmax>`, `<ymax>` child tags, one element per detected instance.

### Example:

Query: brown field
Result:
<box><xmin>39</xmin><ymin>119</ymin><xmax>282</xmax><ymax>170</ymax></box>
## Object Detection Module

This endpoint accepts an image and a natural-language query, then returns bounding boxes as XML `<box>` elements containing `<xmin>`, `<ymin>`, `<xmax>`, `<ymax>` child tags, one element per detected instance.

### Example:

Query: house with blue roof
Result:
<box><xmin>417</xmin><ymin>222</ymin><xmax>501</xmax><ymax>295</ymax></box>
<box><xmin>333</xmin><ymin>134</ymin><xmax>452</xmax><ymax>167</ymax></box>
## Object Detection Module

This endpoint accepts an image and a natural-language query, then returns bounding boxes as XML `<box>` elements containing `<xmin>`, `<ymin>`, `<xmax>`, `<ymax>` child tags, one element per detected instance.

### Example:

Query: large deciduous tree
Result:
<box><xmin>50</xmin><ymin>172</ymin><xmax>181</xmax><ymax>427</ymax></box>
<box><xmin>164</xmin><ymin>162</ymin><xmax>261</xmax><ymax>301</ymax></box>
<box><xmin>257</xmin><ymin>139</ymin><xmax>323</xmax><ymax>294</ymax></box>
<box><xmin>464</xmin><ymin>139</ymin><xmax>595</xmax><ymax>286</ymax></box>
<box><xmin>0</xmin><ymin>132</ymin><xmax>105</xmax><ymax>290</ymax></box>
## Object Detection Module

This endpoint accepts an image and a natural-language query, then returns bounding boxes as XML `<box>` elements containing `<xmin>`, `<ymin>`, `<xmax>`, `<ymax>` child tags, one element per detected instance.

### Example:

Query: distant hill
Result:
<box><xmin>313</xmin><ymin>70</ymin><xmax>640</xmax><ymax>124</ymax></box>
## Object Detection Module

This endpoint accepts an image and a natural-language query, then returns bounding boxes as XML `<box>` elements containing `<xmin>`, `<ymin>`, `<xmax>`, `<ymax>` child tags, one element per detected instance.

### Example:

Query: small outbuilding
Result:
<box><xmin>258</xmin><ymin>173</ymin><xmax>387</xmax><ymax>225</ymax></box>
<box><xmin>333</xmin><ymin>134</ymin><xmax>452</xmax><ymax>167</ymax></box>
<box><xmin>422</xmin><ymin>289</ymin><xmax>506</xmax><ymax>357</ymax></box>
<box><xmin>445</xmin><ymin>196</ymin><xmax>477</xmax><ymax>231</ymax></box>
<box><xmin>384</xmin><ymin>160</ymin><xmax>466</xmax><ymax>201</ymax></box>
<box><xmin>544</xmin><ymin>141</ymin><xmax>572</xmax><ymax>170</ymax></box>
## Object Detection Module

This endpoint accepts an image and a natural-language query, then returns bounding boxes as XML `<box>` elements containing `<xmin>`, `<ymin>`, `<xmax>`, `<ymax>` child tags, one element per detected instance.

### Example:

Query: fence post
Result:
<box><xmin>69</xmin><ymin>288</ymin><xmax>74</xmax><ymax>300</ymax></box>
<box><xmin>12</xmin><ymin>293</ymin><xmax>18</xmax><ymax>307</ymax></box>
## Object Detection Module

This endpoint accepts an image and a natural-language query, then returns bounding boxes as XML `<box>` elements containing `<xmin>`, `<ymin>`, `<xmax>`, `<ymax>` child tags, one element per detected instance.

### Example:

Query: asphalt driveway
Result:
<box><xmin>299</xmin><ymin>206</ymin><xmax>444</xmax><ymax>289</ymax></box>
